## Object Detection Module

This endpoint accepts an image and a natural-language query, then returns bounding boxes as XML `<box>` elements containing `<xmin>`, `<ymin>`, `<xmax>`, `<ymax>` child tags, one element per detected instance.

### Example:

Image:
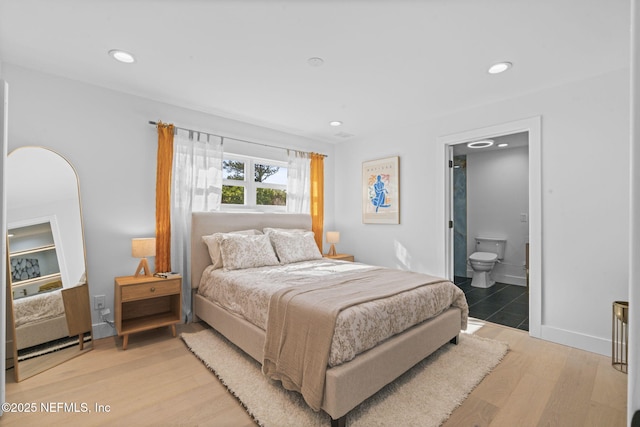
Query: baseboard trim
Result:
<box><xmin>465</xmin><ymin>269</ymin><xmax>527</xmax><ymax>287</ymax></box>
<box><xmin>498</xmin><ymin>274</ymin><xmax>527</xmax><ymax>287</ymax></box>
<box><xmin>540</xmin><ymin>324</ymin><xmax>610</xmax><ymax>356</ymax></box>
<box><xmin>92</xmin><ymin>322</ymin><xmax>116</xmax><ymax>340</ymax></box>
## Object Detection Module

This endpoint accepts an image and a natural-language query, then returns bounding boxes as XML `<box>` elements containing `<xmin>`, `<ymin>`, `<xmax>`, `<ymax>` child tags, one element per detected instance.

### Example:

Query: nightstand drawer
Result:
<box><xmin>324</xmin><ymin>254</ymin><xmax>355</xmax><ymax>262</ymax></box>
<box><xmin>121</xmin><ymin>279</ymin><xmax>181</xmax><ymax>302</ymax></box>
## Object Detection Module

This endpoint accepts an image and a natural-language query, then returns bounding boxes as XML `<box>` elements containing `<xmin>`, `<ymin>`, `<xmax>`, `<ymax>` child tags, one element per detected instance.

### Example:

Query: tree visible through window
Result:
<box><xmin>222</xmin><ymin>156</ymin><xmax>287</xmax><ymax>209</ymax></box>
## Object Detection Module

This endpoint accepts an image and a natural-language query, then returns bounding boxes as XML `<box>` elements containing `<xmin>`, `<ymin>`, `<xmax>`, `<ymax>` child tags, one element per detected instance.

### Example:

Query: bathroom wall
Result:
<box><xmin>466</xmin><ymin>145</ymin><xmax>529</xmax><ymax>285</ymax></box>
<box><xmin>453</xmin><ymin>155</ymin><xmax>467</xmax><ymax>278</ymax></box>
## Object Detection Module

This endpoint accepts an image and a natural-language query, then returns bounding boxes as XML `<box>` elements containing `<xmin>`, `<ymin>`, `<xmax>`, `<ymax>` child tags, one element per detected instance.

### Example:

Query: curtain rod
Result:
<box><xmin>148</xmin><ymin>120</ymin><xmax>327</xmax><ymax>158</ymax></box>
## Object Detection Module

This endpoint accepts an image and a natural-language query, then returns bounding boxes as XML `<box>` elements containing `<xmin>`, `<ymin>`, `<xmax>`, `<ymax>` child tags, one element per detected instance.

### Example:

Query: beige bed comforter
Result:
<box><xmin>12</xmin><ymin>290</ymin><xmax>65</xmax><ymax>328</ymax></box>
<box><xmin>198</xmin><ymin>259</ymin><xmax>468</xmax><ymax>411</ymax></box>
<box><xmin>198</xmin><ymin>260</ymin><xmax>468</xmax><ymax>366</ymax></box>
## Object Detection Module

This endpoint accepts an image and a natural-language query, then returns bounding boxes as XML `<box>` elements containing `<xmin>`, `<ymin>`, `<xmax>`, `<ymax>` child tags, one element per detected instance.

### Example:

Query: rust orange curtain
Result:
<box><xmin>156</xmin><ymin>122</ymin><xmax>174</xmax><ymax>273</ymax></box>
<box><xmin>310</xmin><ymin>153</ymin><xmax>324</xmax><ymax>252</ymax></box>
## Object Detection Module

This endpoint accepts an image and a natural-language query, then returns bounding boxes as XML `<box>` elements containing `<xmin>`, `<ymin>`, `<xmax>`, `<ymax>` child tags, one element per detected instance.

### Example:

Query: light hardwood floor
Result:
<box><xmin>3</xmin><ymin>320</ymin><xmax>627</xmax><ymax>426</ymax></box>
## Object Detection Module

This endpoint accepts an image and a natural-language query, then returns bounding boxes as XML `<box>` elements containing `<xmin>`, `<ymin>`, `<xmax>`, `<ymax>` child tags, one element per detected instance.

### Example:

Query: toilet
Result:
<box><xmin>468</xmin><ymin>237</ymin><xmax>506</xmax><ymax>288</ymax></box>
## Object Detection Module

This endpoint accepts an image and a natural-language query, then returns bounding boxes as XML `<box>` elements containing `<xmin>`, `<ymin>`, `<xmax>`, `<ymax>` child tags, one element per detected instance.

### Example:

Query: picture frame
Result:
<box><xmin>362</xmin><ymin>156</ymin><xmax>400</xmax><ymax>224</ymax></box>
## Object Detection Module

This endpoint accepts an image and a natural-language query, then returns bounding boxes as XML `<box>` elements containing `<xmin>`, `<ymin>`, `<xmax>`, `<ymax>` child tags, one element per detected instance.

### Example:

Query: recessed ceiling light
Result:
<box><xmin>488</xmin><ymin>61</ymin><xmax>512</xmax><ymax>74</ymax></box>
<box><xmin>467</xmin><ymin>139</ymin><xmax>494</xmax><ymax>149</ymax></box>
<box><xmin>498</xmin><ymin>143</ymin><xmax>509</xmax><ymax>148</ymax></box>
<box><xmin>329</xmin><ymin>121</ymin><xmax>342</xmax><ymax>127</ymax></box>
<box><xmin>308</xmin><ymin>57</ymin><xmax>324</xmax><ymax>67</ymax></box>
<box><xmin>109</xmin><ymin>49</ymin><xmax>136</xmax><ymax>64</ymax></box>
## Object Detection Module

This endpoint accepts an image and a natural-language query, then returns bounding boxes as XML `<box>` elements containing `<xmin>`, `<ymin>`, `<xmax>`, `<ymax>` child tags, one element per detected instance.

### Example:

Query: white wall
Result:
<box><xmin>466</xmin><ymin>146</ymin><xmax>529</xmax><ymax>285</ymax></box>
<box><xmin>3</xmin><ymin>64</ymin><xmax>335</xmax><ymax>338</ymax></box>
<box><xmin>628</xmin><ymin>0</ymin><xmax>639</xmax><ymax>422</ymax></box>
<box><xmin>334</xmin><ymin>68</ymin><xmax>629</xmax><ymax>356</ymax></box>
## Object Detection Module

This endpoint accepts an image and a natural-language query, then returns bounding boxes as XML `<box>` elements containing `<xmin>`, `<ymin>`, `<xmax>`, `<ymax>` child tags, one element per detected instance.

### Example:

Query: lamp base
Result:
<box><xmin>134</xmin><ymin>258</ymin><xmax>152</xmax><ymax>278</ymax></box>
<box><xmin>327</xmin><ymin>244</ymin><xmax>337</xmax><ymax>257</ymax></box>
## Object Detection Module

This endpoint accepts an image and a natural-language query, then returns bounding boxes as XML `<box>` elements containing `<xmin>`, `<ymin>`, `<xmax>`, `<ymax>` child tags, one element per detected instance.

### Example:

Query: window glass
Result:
<box><xmin>222</xmin><ymin>155</ymin><xmax>287</xmax><ymax>211</ymax></box>
<box><xmin>254</xmin><ymin>163</ymin><xmax>287</xmax><ymax>184</ymax></box>
<box><xmin>257</xmin><ymin>188</ymin><xmax>286</xmax><ymax>206</ymax></box>
<box><xmin>221</xmin><ymin>185</ymin><xmax>244</xmax><ymax>204</ymax></box>
<box><xmin>223</xmin><ymin>160</ymin><xmax>245</xmax><ymax>180</ymax></box>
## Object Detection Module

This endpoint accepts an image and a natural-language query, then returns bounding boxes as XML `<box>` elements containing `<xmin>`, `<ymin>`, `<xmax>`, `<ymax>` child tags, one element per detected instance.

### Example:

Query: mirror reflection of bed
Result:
<box><xmin>5</xmin><ymin>147</ymin><xmax>92</xmax><ymax>381</ymax></box>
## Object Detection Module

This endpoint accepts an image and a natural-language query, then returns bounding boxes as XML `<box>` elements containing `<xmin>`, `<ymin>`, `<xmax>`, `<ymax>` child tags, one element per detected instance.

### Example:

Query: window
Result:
<box><xmin>222</xmin><ymin>154</ymin><xmax>287</xmax><ymax>211</ymax></box>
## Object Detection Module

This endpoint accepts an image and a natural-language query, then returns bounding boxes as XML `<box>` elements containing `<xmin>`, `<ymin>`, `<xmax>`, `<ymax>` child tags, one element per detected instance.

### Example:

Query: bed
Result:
<box><xmin>191</xmin><ymin>212</ymin><xmax>468</xmax><ymax>427</ymax></box>
<box><xmin>11</xmin><ymin>289</ymin><xmax>70</xmax><ymax>350</ymax></box>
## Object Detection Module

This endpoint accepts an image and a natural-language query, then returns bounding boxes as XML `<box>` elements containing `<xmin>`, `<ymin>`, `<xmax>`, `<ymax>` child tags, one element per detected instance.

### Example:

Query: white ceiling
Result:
<box><xmin>0</xmin><ymin>0</ymin><xmax>631</xmax><ymax>143</ymax></box>
<box><xmin>453</xmin><ymin>132</ymin><xmax>528</xmax><ymax>156</ymax></box>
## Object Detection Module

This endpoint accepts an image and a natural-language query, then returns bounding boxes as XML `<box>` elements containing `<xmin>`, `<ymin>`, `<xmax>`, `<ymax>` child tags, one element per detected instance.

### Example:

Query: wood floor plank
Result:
<box><xmin>591</xmin><ymin>356</ymin><xmax>627</xmax><ymax>412</ymax></box>
<box><xmin>486</xmin><ymin>373</ymin><xmax>554</xmax><ymax>427</ymax></box>
<box><xmin>584</xmin><ymin>401</ymin><xmax>628</xmax><ymax>427</ymax></box>
<box><xmin>441</xmin><ymin>394</ymin><xmax>499</xmax><ymax>427</ymax></box>
<box><xmin>3</xmin><ymin>320</ymin><xmax>626</xmax><ymax>426</ymax></box>
<box><xmin>536</xmin><ymin>347</ymin><xmax>600</xmax><ymax>426</ymax></box>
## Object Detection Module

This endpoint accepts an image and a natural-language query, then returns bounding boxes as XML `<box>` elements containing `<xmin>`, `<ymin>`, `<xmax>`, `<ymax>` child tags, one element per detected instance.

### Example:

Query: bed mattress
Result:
<box><xmin>198</xmin><ymin>259</ymin><xmax>468</xmax><ymax>366</ymax></box>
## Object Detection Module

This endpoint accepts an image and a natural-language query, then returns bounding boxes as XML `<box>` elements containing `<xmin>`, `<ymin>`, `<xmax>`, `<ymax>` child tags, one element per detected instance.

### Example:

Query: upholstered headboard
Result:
<box><xmin>190</xmin><ymin>211</ymin><xmax>312</xmax><ymax>289</ymax></box>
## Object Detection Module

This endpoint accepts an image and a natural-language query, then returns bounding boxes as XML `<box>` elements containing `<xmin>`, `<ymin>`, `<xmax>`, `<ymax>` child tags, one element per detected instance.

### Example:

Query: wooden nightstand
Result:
<box><xmin>324</xmin><ymin>253</ymin><xmax>355</xmax><ymax>262</ymax></box>
<box><xmin>114</xmin><ymin>275</ymin><xmax>182</xmax><ymax>350</ymax></box>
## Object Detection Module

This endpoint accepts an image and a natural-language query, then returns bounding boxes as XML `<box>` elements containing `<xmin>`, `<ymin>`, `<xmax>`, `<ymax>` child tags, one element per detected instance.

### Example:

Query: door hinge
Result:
<box><xmin>449</xmin><ymin>220</ymin><xmax>453</xmax><ymax>228</ymax></box>
<box><xmin>449</xmin><ymin>160</ymin><xmax>453</xmax><ymax>168</ymax></box>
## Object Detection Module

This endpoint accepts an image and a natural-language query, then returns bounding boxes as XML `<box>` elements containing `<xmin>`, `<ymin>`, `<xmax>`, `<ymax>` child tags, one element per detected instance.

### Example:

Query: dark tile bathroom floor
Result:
<box><xmin>454</xmin><ymin>277</ymin><xmax>529</xmax><ymax>331</ymax></box>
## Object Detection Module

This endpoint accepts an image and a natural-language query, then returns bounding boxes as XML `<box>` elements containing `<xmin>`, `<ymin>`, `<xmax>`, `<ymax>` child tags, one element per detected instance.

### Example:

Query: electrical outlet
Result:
<box><xmin>94</xmin><ymin>295</ymin><xmax>105</xmax><ymax>310</ymax></box>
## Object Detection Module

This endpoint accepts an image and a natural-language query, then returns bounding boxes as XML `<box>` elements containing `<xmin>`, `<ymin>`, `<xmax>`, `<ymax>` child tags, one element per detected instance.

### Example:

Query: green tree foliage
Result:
<box><xmin>222</xmin><ymin>160</ymin><xmax>285</xmax><ymax>206</ymax></box>
<box><xmin>222</xmin><ymin>185</ymin><xmax>244</xmax><ymax>204</ymax></box>
<box><xmin>257</xmin><ymin>188</ymin><xmax>286</xmax><ymax>206</ymax></box>
<box><xmin>223</xmin><ymin>160</ymin><xmax>244</xmax><ymax>180</ymax></box>
<box><xmin>254</xmin><ymin>164</ymin><xmax>279</xmax><ymax>183</ymax></box>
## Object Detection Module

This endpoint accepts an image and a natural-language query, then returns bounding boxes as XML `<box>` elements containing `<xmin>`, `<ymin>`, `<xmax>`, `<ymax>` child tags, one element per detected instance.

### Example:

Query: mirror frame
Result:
<box><xmin>6</xmin><ymin>146</ymin><xmax>92</xmax><ymax>381</ymax></box>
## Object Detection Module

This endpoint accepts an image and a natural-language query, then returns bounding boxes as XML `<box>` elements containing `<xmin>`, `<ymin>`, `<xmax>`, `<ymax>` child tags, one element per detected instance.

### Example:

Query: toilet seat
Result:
<box><xmin>469</xmin><ymin>252</ymin><xmax>497</xmax><ymax>262</ymax></box>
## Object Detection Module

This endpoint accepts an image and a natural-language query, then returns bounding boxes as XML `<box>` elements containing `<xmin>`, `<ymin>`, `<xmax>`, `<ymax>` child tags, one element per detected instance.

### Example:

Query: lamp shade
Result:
<box><xmin>326</xmin><ymin>231</ymin><xmax>340</xmax><ymax>244</ymax></box>
<box><xmin>132</xmin><ymin>238</ymin><xmax>156</xmax><ymax>258</ymax></box>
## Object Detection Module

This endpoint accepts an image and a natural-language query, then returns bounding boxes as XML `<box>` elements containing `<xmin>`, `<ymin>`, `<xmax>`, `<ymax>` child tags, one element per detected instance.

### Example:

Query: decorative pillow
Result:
<box><xmin>263</xmin><ymin>227</ymin><xmax>309</xmax><ymax>235</ymax></box>
<box><xmin>219</xmin><ymin>234</ymin><xmax>280</xmax><ymax>271</ymax></box>
<box><xmin>268</xmin><ymin>231</ymin><xmax>323</xmax><ymax>264</ymax></box>
<box><xmin>202</xmin><ymin>229</ymin><xmax>262</xmax><ymax>269</ymax></box>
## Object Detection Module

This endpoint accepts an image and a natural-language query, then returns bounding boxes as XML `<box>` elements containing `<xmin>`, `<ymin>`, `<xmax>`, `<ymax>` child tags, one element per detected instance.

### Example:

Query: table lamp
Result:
<box><xmin>132</xmin><ymin>237</ymin><xmax>156</xmax><ymax>277</ymax></box>
<box><xmin>326</xmin><ymin>231</ymin><xmax>340</xmax><ymax>256</ymax></box>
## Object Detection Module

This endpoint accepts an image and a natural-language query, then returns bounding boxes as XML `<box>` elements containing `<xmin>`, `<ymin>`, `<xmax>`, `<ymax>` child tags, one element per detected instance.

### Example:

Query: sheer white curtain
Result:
<box><xmin>171</xmin><ymin>130</ymin><xmax>223</xmax><ymax>322</ymax></box>
<box><xmin>286</xmin><ymin>149</ymin><xmax>310</xmax><ymax>213</ymax></box>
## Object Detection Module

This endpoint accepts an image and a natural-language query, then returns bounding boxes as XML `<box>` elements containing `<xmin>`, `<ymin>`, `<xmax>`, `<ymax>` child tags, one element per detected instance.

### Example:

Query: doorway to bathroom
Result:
<box><xmin>452</xmin><ymin>132</ymin><xmax>529</xmax><ymax>330</ymax></box>
<box><xmin>440</xmin><ymin>117</ymin><xmax>542</xmax><ymax>336</ymax></box>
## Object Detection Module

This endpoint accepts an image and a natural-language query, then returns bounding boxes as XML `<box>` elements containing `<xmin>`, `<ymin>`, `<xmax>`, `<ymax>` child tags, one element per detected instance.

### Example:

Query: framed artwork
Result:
<box><xmin>362</xmin><ymin>156</ymin><xmax>400</xmax><ymax>224</ymax></box>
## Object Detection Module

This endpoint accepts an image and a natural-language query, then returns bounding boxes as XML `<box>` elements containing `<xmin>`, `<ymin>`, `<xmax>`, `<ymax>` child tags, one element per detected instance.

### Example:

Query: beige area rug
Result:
<box><xmin>181</xmin><ymin>328</ymin><xmax>508</xmax><ymax>427</ymax></box>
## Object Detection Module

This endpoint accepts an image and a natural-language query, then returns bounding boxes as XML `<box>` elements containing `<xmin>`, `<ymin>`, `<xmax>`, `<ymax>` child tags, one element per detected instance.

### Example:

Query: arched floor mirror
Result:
<box><xmin>5</xmin><ymin>146</ymin><xmax>92</xmax><ymax>381</ymax></box>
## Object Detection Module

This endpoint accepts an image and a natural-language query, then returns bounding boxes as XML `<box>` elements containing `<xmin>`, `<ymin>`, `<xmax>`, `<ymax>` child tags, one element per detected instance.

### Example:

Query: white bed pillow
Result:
<box><xmin>263</xmin><ymin>227</ymin><xmax>309</xmax><ymax>235</ymax></box>
<box><xmin>202</xmin><ymin>229</ymin><xmax>262</xmax><ymax>270</ymax></box>
<box><xmin>268</xmin><ymin>230</ymin><xmax>323</xmax><ymax>264</ymax></box>
<box><xmin>219</xmin><ymin>234</ymin><xmax>280</xmax><ymax>271</ymax></box>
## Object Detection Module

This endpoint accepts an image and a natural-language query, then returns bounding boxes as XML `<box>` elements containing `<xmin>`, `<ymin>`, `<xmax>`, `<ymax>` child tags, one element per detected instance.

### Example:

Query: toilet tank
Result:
<box><xmin>475</xmin><ymin>237</ymin><xmax>506</xmax><ymax>260</ymax></box>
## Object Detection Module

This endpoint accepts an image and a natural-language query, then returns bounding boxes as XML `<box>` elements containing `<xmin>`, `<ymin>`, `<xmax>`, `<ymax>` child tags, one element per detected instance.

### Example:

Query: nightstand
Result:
<box><xmin>324</xmin><ymin>253</ymin><xmax>355</xmax><ymax>262</ymax></box>
<box><xmin>114</xmin><ymin>275</ymin><xmax>182</xmax><ymax>350</ymax></box>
